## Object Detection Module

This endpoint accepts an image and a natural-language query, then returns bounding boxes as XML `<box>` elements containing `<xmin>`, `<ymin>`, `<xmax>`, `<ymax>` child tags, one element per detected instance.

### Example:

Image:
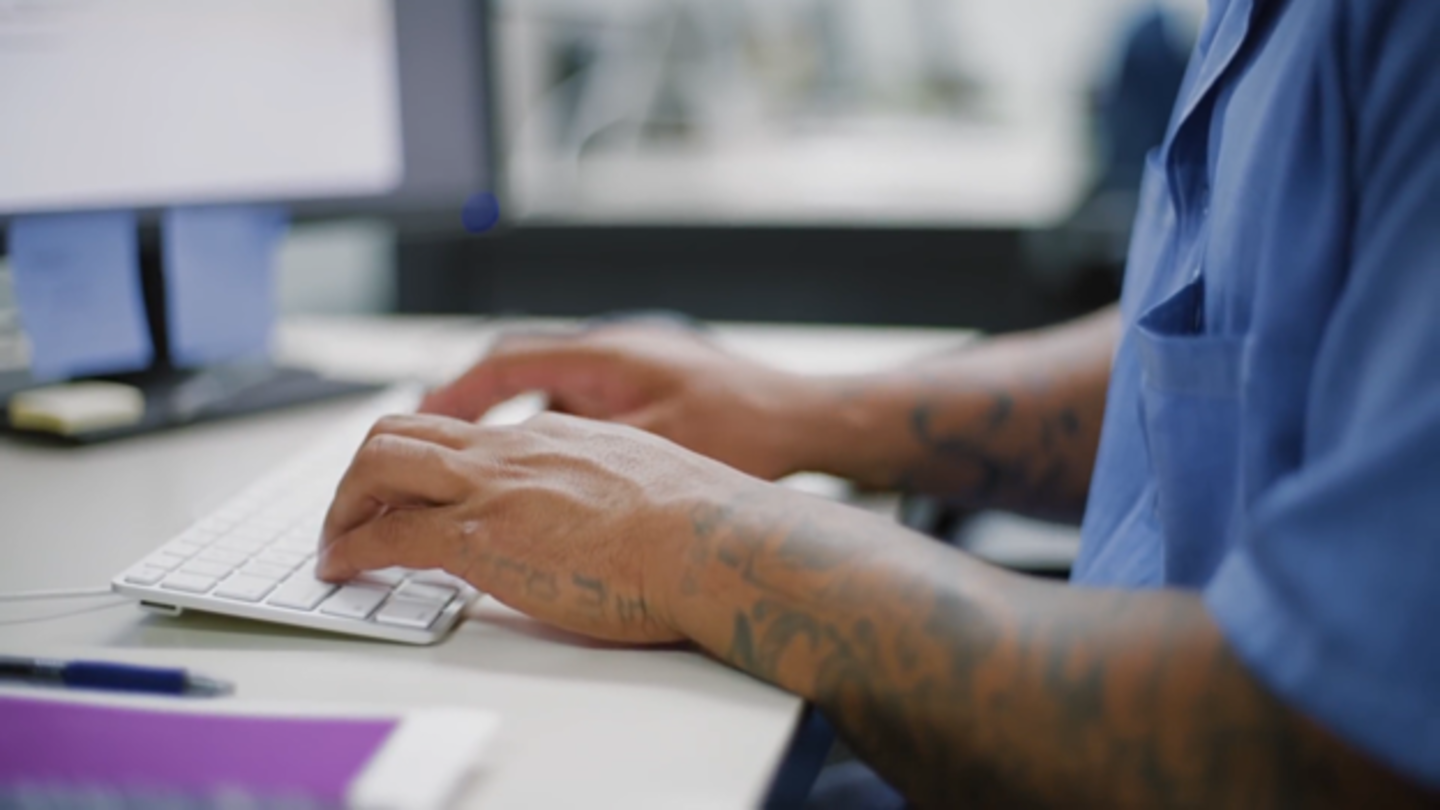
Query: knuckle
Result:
<box><xmin>368</xmin><ymin>414</ymin><xmax>410</xmax><ymax>438</ymax></box>
<box><xmin>378</xmin><ymin>413</ymin><xmax>411</xmax><ymax>429</ymax></box>
<box><xmin>356</xmin><ymin>432</ymin><xmax>416</xmax><ymax>471</ymax></box>
<box><xmin>359</xmin><ymin>432</ymin><xmax>399</xmax><ymax>461</ymax></box>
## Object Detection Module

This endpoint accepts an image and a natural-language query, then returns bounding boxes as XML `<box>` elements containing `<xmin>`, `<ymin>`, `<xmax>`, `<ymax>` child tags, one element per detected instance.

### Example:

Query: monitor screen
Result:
<box><xmin>0</xmin><ymin>0</ymin><xmax>404</xmax><ymax>214</ymax></box>
<box><xmin>0</xmin><ymin>0</ymin><xmax>492</xmax><ymax>221</ymax></box>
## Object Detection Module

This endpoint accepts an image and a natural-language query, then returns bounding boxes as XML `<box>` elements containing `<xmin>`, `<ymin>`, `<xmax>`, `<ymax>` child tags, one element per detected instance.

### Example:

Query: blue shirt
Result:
<box><xmin>1074</xmin><ymin>0</ymin><xmax>1440</xmax><ymax>789</ymax></box>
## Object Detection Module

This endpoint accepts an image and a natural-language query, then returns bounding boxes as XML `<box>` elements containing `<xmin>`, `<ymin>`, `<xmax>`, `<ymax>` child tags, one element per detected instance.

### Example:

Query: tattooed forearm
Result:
<box><xmin>462</xmin><ymin>549</ymin><xmax>668</xmax><ymax>640</ymax></box>
<box><xmin>895</xmin><ymin>309</ymin><xmax>1117</xmax><ymax>519</ymax></box>
<box><xmin>905</xmin><ymin>391</ymin><xmax>1086</xmax><ymax>519</ymax></box>
<box><xmin>668</xmin><ymin>492</ymin><xmax>1434</xmax><ymax>808</ymax></box>
<box><xmin>803</xmin><ymin>307</ymin><xmax>1119</xmax><ymax>520</ymax></box>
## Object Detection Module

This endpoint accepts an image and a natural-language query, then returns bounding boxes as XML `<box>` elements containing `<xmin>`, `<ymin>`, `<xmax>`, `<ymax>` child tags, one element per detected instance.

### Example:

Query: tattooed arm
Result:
<box><xmin>670</xmin><ymin>490</ymin><xmax>1433</xmax><ymax>808</ymax></box>
<box><xmin>420</xmin><ymin>308</ymin><xmax>1120</xmax><ymax>520</ymax></box>
<box><xmin>793</xmin><ymin>305</ymin><xmax>1120</xmax><ymax>521</ymax></box>
<box><xmin>320</xmin><ymin>412</ymin><xmax>1433</xmax><ymax>809</ymax></box>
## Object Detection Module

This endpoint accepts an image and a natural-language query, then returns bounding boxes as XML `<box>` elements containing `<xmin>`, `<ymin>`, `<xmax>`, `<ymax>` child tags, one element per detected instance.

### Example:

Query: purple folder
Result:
<box><xmin>0</xmin><ymin>694</ymin><xmax>397</xmax><ymax>804</ymax></box>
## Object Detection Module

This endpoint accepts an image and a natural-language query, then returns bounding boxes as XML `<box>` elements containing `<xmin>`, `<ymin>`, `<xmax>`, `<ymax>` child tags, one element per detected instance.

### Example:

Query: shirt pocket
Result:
<box><xmin>1134</xmin><ymin>275</ymin><xmax>1246</xmax><ymax>585</ymax></box>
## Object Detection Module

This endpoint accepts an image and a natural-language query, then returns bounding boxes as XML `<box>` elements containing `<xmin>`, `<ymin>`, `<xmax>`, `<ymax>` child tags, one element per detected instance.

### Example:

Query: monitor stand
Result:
<box><xmin>0</xmin><ymin>224</ymin><xmax>384</xmax><ymax>445</ymax></box>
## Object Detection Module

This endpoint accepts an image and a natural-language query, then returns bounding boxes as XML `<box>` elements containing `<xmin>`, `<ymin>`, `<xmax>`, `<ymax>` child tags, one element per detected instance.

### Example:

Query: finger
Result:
<box><xmin>365</xmin><ymin>413</ymin><xmax>476</xmax><ymax>451</ymax></box>
<box><xmin>419</xmin><ymin>333</ymin><xmax>582</xmax><ymax>419</ymax></box>
<box><xmin>322</xmin><ymin>434</ymin><xmax>469</xmax><ymax>547</ymax></box>
<box><xmin>420</xmin><ymin>336</ymin><xmax>613</xmax><ymax>421</ymax></box>
<box><xmin>318</xmin><ymin>506</ymin><xmax>463</xmax><ymax>582</ymax></box>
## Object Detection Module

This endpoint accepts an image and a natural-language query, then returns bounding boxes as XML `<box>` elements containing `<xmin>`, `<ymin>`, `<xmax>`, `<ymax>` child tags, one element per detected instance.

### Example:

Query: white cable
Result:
<box><xmin>0</xmin><ymin>587</ymin><xmax>116</xmax><ymax>603</ymax></box>
<box><xmin>0</xmin><ymin>600</ymin><xmax>127</xmax><ymax>627</ymax></box>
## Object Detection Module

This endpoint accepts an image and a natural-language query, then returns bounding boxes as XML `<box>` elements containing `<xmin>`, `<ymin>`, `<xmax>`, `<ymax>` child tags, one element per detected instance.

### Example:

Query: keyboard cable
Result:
<box><xmin>0</xmin><ymin>587</ymin><xmax>116</xmax><ymax>603</ymax></box>
<box><xmin>0</xmin><ymin>587</ymin><xmax>128</xmax><ymax>627</ymax></box>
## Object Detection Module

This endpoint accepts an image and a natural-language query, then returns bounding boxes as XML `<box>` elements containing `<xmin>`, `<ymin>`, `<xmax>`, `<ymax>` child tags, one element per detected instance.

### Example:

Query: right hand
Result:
<box><xmin>420</xmin><ymin>324</ymin><xmax>822</xmax><ymax>481</ymax></box>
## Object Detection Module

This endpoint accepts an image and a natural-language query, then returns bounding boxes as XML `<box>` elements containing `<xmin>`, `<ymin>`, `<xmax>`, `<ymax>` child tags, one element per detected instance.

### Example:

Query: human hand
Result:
<box><xmin>316</xmin><ymin>410</ymin><xmax>763</xmax><ymax>644</ymax></box>
<box><xmin>420</xmin><ymin>325</ymin><xmax>822</xmax><ymax>481</ymax></box>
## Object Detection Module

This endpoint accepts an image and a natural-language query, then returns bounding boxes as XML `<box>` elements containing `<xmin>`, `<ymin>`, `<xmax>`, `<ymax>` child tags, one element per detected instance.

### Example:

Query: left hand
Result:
<box><xmin>418</xmin><ymin>324</ymin><xmax>826</xmax><ymax>482</ymax></box>
<box><xmin>316</xmin><ymin>411</ymin><xmax>757</xmax><ymax>644</ymax></box>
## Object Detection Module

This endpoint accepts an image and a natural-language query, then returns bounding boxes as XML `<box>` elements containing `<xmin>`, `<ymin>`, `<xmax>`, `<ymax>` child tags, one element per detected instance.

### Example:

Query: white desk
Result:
<box><xmin>0</xmin><ymin>318</ymin><xmax>971</xmax><ymax>808</ymax></box>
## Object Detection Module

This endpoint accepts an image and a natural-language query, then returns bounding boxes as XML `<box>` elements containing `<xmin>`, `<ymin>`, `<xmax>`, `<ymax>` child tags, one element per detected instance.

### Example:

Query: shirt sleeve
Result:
<box><xmin>1204</xmin><ymin>0</ymin><xmax>1440</xmax><ymax>790</ymax></box>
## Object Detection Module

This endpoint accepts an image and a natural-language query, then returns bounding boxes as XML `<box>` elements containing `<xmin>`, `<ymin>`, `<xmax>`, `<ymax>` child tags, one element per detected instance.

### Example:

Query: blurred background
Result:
<box><xmin>0</xmin><ymin>0</ymin><xmax>1205</xmax><ymax>387</ymax></box>
<box><xmin>407</xmin><ymin>0</ymin><xmax>1201</xmax><ymax>329</ymax></box>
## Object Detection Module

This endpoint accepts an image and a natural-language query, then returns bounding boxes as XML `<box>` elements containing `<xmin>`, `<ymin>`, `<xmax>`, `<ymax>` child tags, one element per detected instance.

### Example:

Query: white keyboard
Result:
<box><xmin>111</xmin><ymin>386</ymin><xmax>479</xmax><ymax>645</ymax></box>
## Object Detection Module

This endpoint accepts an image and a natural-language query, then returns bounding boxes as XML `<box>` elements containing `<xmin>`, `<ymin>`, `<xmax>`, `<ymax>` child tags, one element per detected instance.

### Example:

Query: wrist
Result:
<box><xmin>776</xmin><ymin>373</ymin><xmax>903</xmax><ymax>484</ymax></box>
<box><xmin>646</xmin><ymin>477</ymin><xmax>773</xmax><ymax>645</ymax></box>
<box><xmin>643</xmin><ymin>475</ymin><xmax>741</xmax><ymax>642</ymax></box>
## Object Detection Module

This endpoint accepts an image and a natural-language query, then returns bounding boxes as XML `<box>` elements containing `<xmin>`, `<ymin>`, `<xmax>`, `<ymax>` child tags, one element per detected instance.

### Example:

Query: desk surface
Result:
<box><xmin>0</xmin><ymin>317</ymin><xmax>972</xmax><ymax>808</ymax></box>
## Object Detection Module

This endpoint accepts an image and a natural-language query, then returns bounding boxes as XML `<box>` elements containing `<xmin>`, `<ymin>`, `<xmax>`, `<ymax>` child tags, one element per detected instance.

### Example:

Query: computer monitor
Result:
<box><xmin>0</xmin><ymin>1</ymin><xmax>401</xmax><ymax>214</ymax></box>
<box><xmin>0</xmin><ymin>0</ymin><xmax>494</xmax><ymax>222</ymax></box>
<box><xmin>0</xmin><ymin>0</ymin><xmax>496</xmax><ymax>440</ymax></box>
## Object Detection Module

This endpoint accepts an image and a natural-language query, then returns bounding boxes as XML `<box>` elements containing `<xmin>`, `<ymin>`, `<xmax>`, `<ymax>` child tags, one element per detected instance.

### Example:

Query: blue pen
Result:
<box><xmin>0</xmin><ymin>656</ymin><xmax>233</xmax><ymax>698</ymax></box>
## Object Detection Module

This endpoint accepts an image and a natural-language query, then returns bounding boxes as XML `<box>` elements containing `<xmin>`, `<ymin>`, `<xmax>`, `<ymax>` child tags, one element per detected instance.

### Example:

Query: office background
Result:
<box><xmin>398</xmin><ymin>0</ymin><xmax>1189</xmax><ymax>330</ymax></box>
<box><xmin>392</xmin><ymin>0</ymin><xmax>1201</xmax><ymax>330</ymax></box>
<box><xmin>0</xmin><ymin>0</ymin><xmax>1203</xmax><ymax>383</ymax></box>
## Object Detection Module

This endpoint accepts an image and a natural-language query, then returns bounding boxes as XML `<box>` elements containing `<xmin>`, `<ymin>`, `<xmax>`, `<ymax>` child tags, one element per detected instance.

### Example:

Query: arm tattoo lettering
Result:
<box><xmin>572</xmin><ymin>574</ymin><xmax>608</xmax><ymax>616</ymax></box>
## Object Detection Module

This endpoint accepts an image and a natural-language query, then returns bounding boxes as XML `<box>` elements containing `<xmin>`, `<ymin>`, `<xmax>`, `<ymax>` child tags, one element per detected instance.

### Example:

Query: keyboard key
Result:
<box><xmin>358</xmin><ymin>568</ymin><xmax>407</xmax><ymax>587</ymax></box>
<box><xmin>197</xmin><ymin>548</ymin><xmax>250</xmax><ymax>566</ymax></box>
<box><xmin>374</xmin><ymin>597</ymin><xmax>445</xmax><ymax>630</ymax></box>
<box><xmin>226</xmin><ymin>525</ymin><xmax>274</xmax><ymax>543</ymax></box>
<box><xmin>145</xmin><ymin>552</ymin><xmax>187</xmax><ymax>571</ymax></box>
<box><xmin>319</xmin><ymin>585</ymin><xmax>390</xmax><ymax>620</ymax></box>
<box><xmin>166</xmin><ymin>541</ymin><xmax>205</xmax><ymax>558</ymax></box>
<box><xmin>407</xmin><ymin>570</ymin><xmax>466</xmax><ymax>589</ymax></box>
<box><xmin>274</xmin><ymin>534</ymin><xmax>318</xmax><ymax>553</ymax></box>
<box><xmin>213</xmin><ymin>535</ymin><xmax>268</xmax><ymax>553</ymax></box>
<box><xmin>123</xmin><ymin>565</ymin><xmax>167</xmax><ymax>586</ymax></box>
<box><xmin>397</xmin><ymin>582</ymin><xmax>456</xmax><ymax>604</ymax></box>
<box><xmin>211</xmin><ymin>508</ymin><xmax>252</xmax><ymax>524</ymax></box>
<box><xmin>256</xmin><ymin>549</ymin><xmax>309</xmax><ymax>567</ymax></box>
<box><xmin>214</xmin><ymin>574</ymin><xmax>278</xmax><ymax>603</ymax></box>
<box><xmin>267</xmin><ymin>573</ymin><xmax>336</xmax><ymax>611</ymax></box>
<box><xmin>180</xmin><ymin>559</ymin><xmax>233</xmax><ymax>579</ymax></box>
<box><xmin>248</xmin><ymin>516</ymin><xmax>291</xmax><ymax>533</ymax></box>
<box><xmin>244</xmin><ymin>560</ymin><xmax>297</xmax><ymax>580</ymax></box>
<box><xmin>160</xmin><ymin>572</ymin><xmax>220</xmax><ymax>594</ymax></box>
